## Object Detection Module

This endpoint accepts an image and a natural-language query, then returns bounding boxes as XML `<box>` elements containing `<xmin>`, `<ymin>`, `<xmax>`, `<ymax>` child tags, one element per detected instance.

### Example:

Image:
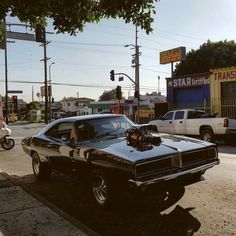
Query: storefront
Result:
<box><xmin>166</xmin><ymin>73</ymin><xmax>210</xmax><ymax>110</ymax></box>
<box><xmin>210</xmin><ymin>67</ymin><xmax>236</xmax><ymax>118</ymax></box>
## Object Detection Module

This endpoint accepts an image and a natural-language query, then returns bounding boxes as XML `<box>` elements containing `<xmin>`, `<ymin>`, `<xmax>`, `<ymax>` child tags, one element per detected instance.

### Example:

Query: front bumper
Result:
<box><xmin>128</xmin><ymin>160</ymin><xmax>220</xmax><ymax>188</ymax></box>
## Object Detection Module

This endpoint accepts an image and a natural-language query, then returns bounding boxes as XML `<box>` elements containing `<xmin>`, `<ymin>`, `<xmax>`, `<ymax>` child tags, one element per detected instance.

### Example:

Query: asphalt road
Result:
<box><xmin>0</xmin><ymin>122</ymin><xmax>236</xmax><ymax>235</ymax></box>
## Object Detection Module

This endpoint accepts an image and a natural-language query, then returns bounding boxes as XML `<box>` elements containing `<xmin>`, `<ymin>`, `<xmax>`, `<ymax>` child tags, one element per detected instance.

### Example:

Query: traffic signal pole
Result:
<box><xmin>4</xmin><ymin>24</ymin><xmax>8</xmax><ymax>124</ymax></box>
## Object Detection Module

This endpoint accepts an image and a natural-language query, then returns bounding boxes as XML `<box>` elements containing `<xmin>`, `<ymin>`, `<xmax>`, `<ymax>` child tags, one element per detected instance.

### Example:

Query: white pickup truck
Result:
<box><xmin>149</xmin><ymin>109</ymin><xmax>236</xmax><ymax>144</ymax></box>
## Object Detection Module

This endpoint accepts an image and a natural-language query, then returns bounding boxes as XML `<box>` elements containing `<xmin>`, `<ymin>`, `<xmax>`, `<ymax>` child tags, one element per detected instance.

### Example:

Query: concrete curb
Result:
<box><xmin>0</xmin><ymin>172</ymin><xmax>99</xmax><ymax>236</ymax></box>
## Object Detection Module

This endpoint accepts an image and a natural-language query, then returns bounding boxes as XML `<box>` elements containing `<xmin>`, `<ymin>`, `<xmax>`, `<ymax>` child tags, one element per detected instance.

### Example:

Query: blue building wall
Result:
<box><xmin>166</xmin><ymin>73</ymin><xmax>210</xmax><ymax>110</ymax></box>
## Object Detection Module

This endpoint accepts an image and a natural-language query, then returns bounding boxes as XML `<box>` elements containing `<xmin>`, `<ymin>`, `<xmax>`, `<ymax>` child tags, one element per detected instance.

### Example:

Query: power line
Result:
<box><xmin>52</xmin><ymin>40</ymin><xmax>125</xmax><ymax>47</ymax></box>
<box><xmin>0</xmin><ymin>80</ymin><xmax>166</xmax><ymax>92</ymax></box>
<box><xmin>141</xmin><ymin>68</ymin><xmax>170</xmax><ymax>74</ymax></box>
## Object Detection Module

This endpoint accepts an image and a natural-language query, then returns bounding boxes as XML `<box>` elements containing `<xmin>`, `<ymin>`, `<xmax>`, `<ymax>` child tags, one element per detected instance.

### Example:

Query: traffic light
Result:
<box><xmin>116</xmin><ymin>86</ymin><xmax>122</xmax><ymax>100</ymax></box>
<box><xmin>134</xmin><ymin>90</ymin><xmax>139</xmax><ymax>98</ymax></box>
<box><xmin>12</xmin><ymin>95</ymin><xmax>18</xmax><ymax>113</ymax></box>
<box><xmin>35</xmin><ymin>25</ymin><xmax>46</xmax><ymax>43</ymax></box>
<box><xmin>110</xmin><ymin>70</ymin><xmax>115</xmax><ymax>81</ymax></box>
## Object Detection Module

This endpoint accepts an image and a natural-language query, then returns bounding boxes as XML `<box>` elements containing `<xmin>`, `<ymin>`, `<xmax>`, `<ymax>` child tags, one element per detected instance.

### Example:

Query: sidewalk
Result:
<box><xmin>0</xmin><ymin>172</ymin><xmax>92</xmax><ymax>236</ymax></box>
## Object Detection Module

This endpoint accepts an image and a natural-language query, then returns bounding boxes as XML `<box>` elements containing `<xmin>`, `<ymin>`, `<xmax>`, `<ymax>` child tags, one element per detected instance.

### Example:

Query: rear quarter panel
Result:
<box><xmin>185</xmin><ymin>118</ymin><xmax>227</xmax><ymax>135</ymax></box>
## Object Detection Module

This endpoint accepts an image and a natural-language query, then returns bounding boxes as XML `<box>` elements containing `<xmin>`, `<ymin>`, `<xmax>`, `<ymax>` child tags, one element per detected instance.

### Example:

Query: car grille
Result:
<box><xmin>135</xmin><ymin>147</ymin><xmax>217</xmax><ymax>177</ymax></box>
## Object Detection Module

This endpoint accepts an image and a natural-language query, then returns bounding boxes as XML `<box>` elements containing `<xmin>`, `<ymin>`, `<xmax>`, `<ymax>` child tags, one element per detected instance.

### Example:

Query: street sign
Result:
<box><xmin>8</xmin><ymin>90</ymin><xmax>23</xmax><ymax>94</ymax></box>
<box><xmin>6</xmin><ymin>31</ymin><xmax>35</xmax><ymax>42</ymax></box>
<box><xmin>40</xmin><ymin>86</ymin><xmax>51</xmax><ymax>97</ymax></box>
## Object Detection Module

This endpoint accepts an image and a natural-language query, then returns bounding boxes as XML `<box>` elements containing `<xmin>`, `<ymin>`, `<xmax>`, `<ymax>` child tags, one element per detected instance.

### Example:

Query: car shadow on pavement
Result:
<box><xmin>10</xmin><ymin>173</ymin><xmax>201</xmax><ymax>236</ymax></box>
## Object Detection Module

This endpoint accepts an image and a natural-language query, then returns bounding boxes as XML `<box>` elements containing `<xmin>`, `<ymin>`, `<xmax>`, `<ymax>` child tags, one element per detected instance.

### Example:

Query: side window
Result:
<box><xmin>187</xmin><ymin>111</ymin><xmax>195</xmax><ymax>119</ymax></box>
<box><xmin>76</xmin><ymin>121</ymin><xmax>95</xmax><ymax>141</ymax></box>
<box><xmin>174</xmin><ymin>111</ymin><xmax>184</xmax><ymax>120</ymax></box>
<box><xmin>162</xmin><ymin>112</ymin><xmax>174</xmax><ymax>120</ymax></box>
<box><xmin>45</xmin><ymin>125</ymin><xmax>59</xmax><ymax>138</ymax></box>
<box><xmin>187</xmin><ymin>111</ymin><xmax>205</xmax><ymax>119</ymax></box>
<box><xmin>46</xmin><ymin>122</ymin><xmax>73</xmax><ymax>140</ymax></box>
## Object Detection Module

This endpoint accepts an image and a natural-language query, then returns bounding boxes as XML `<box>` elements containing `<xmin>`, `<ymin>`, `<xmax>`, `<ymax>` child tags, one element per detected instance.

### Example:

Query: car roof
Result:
<box><xmin>39</xmin><ymin>114</ymin><xmax>127</xmax><ymax>135</ymax></box>
<box><xmin>53</xmin><ymin>113</ymin><xmax>125</xmax><ymax>123</ymax></box>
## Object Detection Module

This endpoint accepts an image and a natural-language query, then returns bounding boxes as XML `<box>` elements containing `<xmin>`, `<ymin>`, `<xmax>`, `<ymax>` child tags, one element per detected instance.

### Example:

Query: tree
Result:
<box><xmin>174</xmin><ymin>40</ymin><xmax>236</xmax><ymax>76</ymax></box>
<box><xmin>22</xmin><ymin>101</ymin><xmax>41</xmax><ymax>120</ymax></box>
<box><xmin>27</xmin><ymin>101</ymin><xmax>42</xmax><ymax>111</ymax></box>
<box><xmin>99</xmin><ymin>89</ymin><xmax>117</xmax><ymax>101</ymax></box>
<box><xmin>0</xmin><ymin>0</ymin><xmax>158</xmax><ymax>37</ymax></box>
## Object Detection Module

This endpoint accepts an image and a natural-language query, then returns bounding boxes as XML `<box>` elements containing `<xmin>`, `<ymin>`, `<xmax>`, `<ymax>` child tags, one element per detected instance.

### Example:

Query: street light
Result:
<box><xmin>49</xmin><ymin>62</ymin><xmax>55</xmax><ymax>122</ymax></box>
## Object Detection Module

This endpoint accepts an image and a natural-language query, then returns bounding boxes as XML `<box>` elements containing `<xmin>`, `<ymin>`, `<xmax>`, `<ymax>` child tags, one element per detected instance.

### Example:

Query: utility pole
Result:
<box><xmin>135</xmin><ymin>25</ymin><xmax>140</xmax><ymax>124</ymax></box>
<box><xmin>32</xmin><ymin>86</ymin><xmax>34</xmax><ymax>102</ymax></box>
<box><xmin>124</xmin><ymin>25</ymin><xmax>141</xmax><ymax>123</ymax></box>
<box><xmin>43</xmin><ymin>36</ymin><xmax>48</xmax><ymax>124</ymax></box>
<box><xmin>49</xmin><ymin>62</ymin><xmax>55</xmax><ymax>123</ymax></box>
<box><xmin>40</xmin><ymin>31</ymin><xmax>50</xmax><ymax>124</ymax></box>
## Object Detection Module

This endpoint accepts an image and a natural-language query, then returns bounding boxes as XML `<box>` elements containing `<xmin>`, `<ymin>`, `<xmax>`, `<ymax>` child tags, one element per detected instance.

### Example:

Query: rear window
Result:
<box><xmin>187</xmin><ymin>111</ymin><xmax>205</xmax><ymax>119</ymax></box>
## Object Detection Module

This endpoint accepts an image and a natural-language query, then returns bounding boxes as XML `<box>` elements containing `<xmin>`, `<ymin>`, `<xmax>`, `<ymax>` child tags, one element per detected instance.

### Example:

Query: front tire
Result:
<box><xmin>89</xmin><ymin>169</ymin><xmax>112</xmax><ymax>207</ymax></box>
<box><xmin>200</xmin><ymin>129</ymin><xmax>215</xmax><ymax>142</ymax></box>
<box><xmin>32</xmin><ymin>152</ymin><xmax>51</xmax><ymax>180</ymax></box>
<box><xmin>1</xmin><ymin>138</ymin><xmax>15</xmax><ymax>150</ymax></box>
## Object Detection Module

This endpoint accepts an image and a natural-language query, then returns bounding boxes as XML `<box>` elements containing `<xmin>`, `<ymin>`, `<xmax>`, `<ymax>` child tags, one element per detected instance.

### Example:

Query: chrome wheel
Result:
<box><xmin>32</xmin><ymin>153</ymin><xmax>40</xmax><ymax>176</ymax></box>
<box><xmin>32</xmin><ymin>152</ymin><xmax>51</xmax><ymax>180</ymax></box>
<box><xmin>91</xmin><ymin>170</ymin><xmax>109</xmax><ymax>207</ymax></box>
<box><xmin>202</xmin><ymin>133</ymin><xmax>211</xmax><ymax>141</ymax></box>
<box><xmin>201</xmin><ymin>129</ymin><xmax>214</xmax><ymax>142</ymax></box>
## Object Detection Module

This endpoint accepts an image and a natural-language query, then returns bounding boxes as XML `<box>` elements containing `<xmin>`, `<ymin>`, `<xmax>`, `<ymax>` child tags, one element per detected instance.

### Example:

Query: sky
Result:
<box><xmin>1</xmin><ymin>0</ymin><xmax>236</xmax><ymax>103</ymax></box>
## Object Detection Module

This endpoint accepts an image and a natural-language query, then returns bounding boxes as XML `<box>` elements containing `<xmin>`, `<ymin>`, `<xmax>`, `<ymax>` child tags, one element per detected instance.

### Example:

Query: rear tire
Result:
<box><xmin>200</xmin><ymin>129</ymin><xmax>215</xmax><ymax>143</ymax></box>
<box><xmin>1</xmin><ymin>138</ymin><xmax>15</xmax><ymax>150</ymax></box>
<box><xmin>32</xmin><ymin>152</ymin><xmax>51</xmax><ymax>180</ymax></box>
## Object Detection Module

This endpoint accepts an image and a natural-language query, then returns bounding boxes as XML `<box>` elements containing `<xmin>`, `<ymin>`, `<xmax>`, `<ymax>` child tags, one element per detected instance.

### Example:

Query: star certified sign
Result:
<box><xmin>160</xmin><ymin>47</ymin><xmax>186</xmax><ymax>64</ymax></box>
<box><xmin>167</xmin><ymin>75</ymin><xmax>210</xmax><ymax>88</ymax></box>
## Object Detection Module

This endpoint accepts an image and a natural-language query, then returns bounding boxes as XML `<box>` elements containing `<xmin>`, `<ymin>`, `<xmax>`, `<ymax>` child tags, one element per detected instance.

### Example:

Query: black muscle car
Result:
<box><xmin>22</xmin><ymin>114</ymin><xmax>219</xmax><ymax>207</ymax></box>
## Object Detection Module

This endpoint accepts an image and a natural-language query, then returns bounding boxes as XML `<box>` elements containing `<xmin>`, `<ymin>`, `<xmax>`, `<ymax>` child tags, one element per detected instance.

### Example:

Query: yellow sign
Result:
<box><xmin>210</xmin><ymin>67</ymin><xmax>236</xmax><ymax>115</ymax></box>
<box><xmin>160</xmin><ymin>47</ymin><xmax>186</xmax><ymax>64</ymax></box>
<box><xmin>213</xmin><ymin>68</ymin><xmax>236</xmax><ymax>81</ymax></box>
<box><xmin>137</xmin><ymin>108</ymin><xmax>154</xmax><ymax>118</ymax></box>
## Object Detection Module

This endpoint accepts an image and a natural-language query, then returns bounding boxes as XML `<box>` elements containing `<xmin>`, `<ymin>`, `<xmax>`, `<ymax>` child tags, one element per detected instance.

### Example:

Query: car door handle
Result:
<box><xmin>179</xmin><ymin>121</ymin><xmax>183</xmax><ymax>123</ymax></box>
<box><xmin>169</xmin><ymin>121</ymin><xmax>172</xmax><ymax>124</ymax></box>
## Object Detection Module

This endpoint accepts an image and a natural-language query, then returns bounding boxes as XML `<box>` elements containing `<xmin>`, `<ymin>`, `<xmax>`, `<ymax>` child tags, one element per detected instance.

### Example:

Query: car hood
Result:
<box><xmin>78</xmin><ymin>133</ymin><xmax>215</xmax><ymax>164</ymax></box>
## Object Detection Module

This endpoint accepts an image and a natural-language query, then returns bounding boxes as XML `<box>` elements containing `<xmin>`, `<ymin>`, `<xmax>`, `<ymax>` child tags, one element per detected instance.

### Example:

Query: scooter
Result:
<box><xmin>0</xmin><ymin>122</ymin><xmax>15</xmax><ymax>150</ymax></box>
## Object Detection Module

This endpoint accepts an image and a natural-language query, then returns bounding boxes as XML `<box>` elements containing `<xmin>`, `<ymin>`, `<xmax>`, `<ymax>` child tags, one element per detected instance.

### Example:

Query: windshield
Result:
<box><xmin>74</xmin><ymin>116</ymin><xmax>134</xmax><ymax>141</ymax></box>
